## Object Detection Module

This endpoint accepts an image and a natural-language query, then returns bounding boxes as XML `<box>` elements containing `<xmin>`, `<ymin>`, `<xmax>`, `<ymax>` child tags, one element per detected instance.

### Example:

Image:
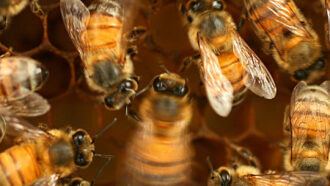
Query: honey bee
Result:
<box><xmin>243</xmin><ymin>0</ymin><xmax>326</xmax><ymax>83</ymax></box>
<box><xmin>0</xmin><ymin>115</ymin><xmax>116</xmax><ymax>185</ymax></box>
<box><xmin>179</xmin><ymin>0</ymin><xmax>276</xmax><ymax>117</ymax></box>
<box><xmin>282</xmin><ymin>81</ymin><xmax>330</xmax><ymax>172</ymax></box>
<box><xmin>0</xmin><ymin>56</ymin><xmax>50</xmax><ymax>117</ymax></box>
<box><xmin>208</xmin><ymin>166</ymin><xmax>328</xmax><ymax>186</ymax></box>
<box><xmin>207</xmin><ymin>142</ymin><xmax>328</xmax><ymax>186</ymax></box>
<box><xmin>125</xmin><ymin>72</ymin><xmax>193</xmax><ymax>185</ymax></box>
<box><xmin>60</xmin><ymin>0</ymin><xmax>140</xmax><ymax>111</ymax></box>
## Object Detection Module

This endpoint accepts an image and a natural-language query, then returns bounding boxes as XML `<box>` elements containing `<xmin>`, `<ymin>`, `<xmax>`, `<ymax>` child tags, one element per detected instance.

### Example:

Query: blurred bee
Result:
<box><xmin>61</xmin><ymin>0</ymin><xmax>140</xmax><ymax>111</ymax></box>
<box><xmin>125</xmin><ymin>72</ymin><xmax>193</xmax><ymax>185</ymax></box>
<box><xmin>0</xmin><ymin>115</ymin><xmax>116</xmax><ymax>185</ymax></box>
<box><xmin>179</xmin><ymin>0</ymin><xmax>276</xmax><ymax>117</ymax></box>
<box><xmin>207</xmin><ymin>142</ymin><xmax>328</xmax><ymax>186</ymax></box>
<box><xmin>243</xmin><ymin>0</ymin><xmax>326</xmax><ymax>83</ymax></box>
<box><xmin>282</xmin><ymin>81</ymin><xmax>330</xmax><ymax>172</ymax></box>
<box><xmin>0</xmin><ymin>56</ymin><xmax>50</xmax><ymax>117</ymax></box>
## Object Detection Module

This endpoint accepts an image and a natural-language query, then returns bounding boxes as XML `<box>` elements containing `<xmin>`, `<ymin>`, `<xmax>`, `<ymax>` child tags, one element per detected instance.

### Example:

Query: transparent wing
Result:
<box><xmin>33</xmin><ymin>174</ymin><xmax>60</xmax><ymax>186</ymax></box>
<box><xmin>0</xmin><ymin>91</ymin><xmax>50</xmax><ymax>117</ymax></box>
<box><xmin>232</xmin><ymin>31</ymin><xmax>276</xmax><ymax>99</ymax></box>
<box><xmin>289</xmin><ymin>81</ymin><xmax>307</xmax><ymax>116</ymax></box>
<box><xmin>198</xmin><ymin>35</ymin><xmax>233</xmax><ymax>117</ymax></box>
<box><xmin>0</xmin><ymin>57</ymin><xmax>43</xmax><ymax>100</ymax></box>
<box><xmin>0</xmin><ymin>115</ymin><xmax>6</xmax><ymax>144</ymax></box>
<box><xmin>1</xmin><ymin>113</ymin><xmax>47</xmax><ymax>140</ymax></box>
<box><xmin>60</xmin><ymin>0</ymin><xmax>90</xmax><ymax>69</ymax></box>
<box><xmin>320</xmin><ymin>80</ymin><xmax>330</xmax><ymax>93</ymax></box>
<box><xmin>266</xmin><ymin>0</ymin><xmax>312</xmax><ymax>38</ymax></box>
<box><xmin>244</xmin><ymin>171</ymin><xmax>328</xmax><ymax>186</ymax></box>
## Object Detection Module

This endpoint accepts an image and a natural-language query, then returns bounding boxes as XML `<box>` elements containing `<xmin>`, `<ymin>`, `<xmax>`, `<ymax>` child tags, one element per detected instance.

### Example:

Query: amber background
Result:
<box><xmin>0</xmin><ymin>0</ymin><xmax>329</xmax><ymax>185</ymax></box>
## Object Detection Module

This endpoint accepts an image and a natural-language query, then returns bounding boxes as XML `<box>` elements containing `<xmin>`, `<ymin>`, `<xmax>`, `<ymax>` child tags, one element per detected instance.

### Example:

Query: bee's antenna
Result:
<box><xmin>90</xmin><ymin>155</ymin><xmax>113</xmax><ymax>186</ymax></box>
<box><xmin>92</xmin><ymin>118</ymin><xmax>117</xmax><ymax>144</ymax></box>
<box><xmin>206</xmin><ymin>156</ymin><xmax>214</xmax><ymax>172</ymax></box>
<box><xmin>160</xmin><ymin>64</ymin><xmax>170</xmax><ymax>74</ymax></box>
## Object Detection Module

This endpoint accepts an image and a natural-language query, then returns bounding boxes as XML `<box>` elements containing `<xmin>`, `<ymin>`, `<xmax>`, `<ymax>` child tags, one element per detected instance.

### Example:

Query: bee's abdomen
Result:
<box><xmin>218</xmin><ymin>53</ymin><xmax>248</xmax><ymax>106</ymax></box>
<box><xmin>247</xmin><ymin>0</ymin><xmax>299</xmax><ymax>38</ymax></box>
<box><xmin>127</xmin><ymin>126</ymin><xmax>192</xmax><ymax>185</ymax></box>
<box><xmin>0</xmin><ymin>58</ymin><xmax>45</xmax><ymax>100</ymax></box>
<box><xmin>0</xmin><ymin>143</ymin><xmax>41</xmax><ymax>186</ymax></box>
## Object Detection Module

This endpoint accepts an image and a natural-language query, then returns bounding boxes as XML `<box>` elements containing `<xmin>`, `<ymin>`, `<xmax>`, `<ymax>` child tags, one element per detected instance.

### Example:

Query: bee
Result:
<box><xmin>282</xmin><ymin>81</ymin><xmax>330</xmax><ymax>172</ymax></box>
<box><xmin>208</xmin><ymin>166</ymin><xmax>328</xmax><ymax>186</ymax></box>
<box><xmin>0</xmin><ymin>56</ymin><xmax>49</xmax><ymax>116</ymax></box>
<box><xmin>0</xmin><ymin>115</ymin><xmax>116</xmax><ymax>186</ymax></box>
<box><xmin>60</xmin><ymin>0</ymin><xmax>140</xmax><ymax>111</ymax></box>
<box><xmin>243</xmin><ymin>0</ymin><xmax>326</xmax><ymax>83</ymax></box>
<box><xmin>179</xmin><ymin>0</ymin><xmax>276</xmax><ymax>117</ymax></box>
<box><xmin>125</xmin><ymin>72</ymin><xmax>193</xmax><ymax>185</ymax></box>
<box><xmin>207</xmin><ymin>142</ymin><xmax>328</xmax><ymax>186</ymax></box>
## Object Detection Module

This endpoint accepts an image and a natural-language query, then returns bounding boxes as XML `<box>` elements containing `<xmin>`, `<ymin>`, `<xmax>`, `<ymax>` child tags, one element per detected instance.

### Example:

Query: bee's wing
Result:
<box><xmin>60</xmin><ymin>0</ymin><xmax>90</xmax><ymax>69</ymax></box>
<box><xmin>320</xmin><ymin>80</ymin><xmax>330</xmax><ymax>93</ymax></box>
<box><xmin>265</xmin><ymin>0</ymin><xmax>312</xmax><ymax>38</ymax></box>
<box><xmin>0</xmin><ymin>91</ymin><xmax>50</xmax><ymax>117</ymax></box>
<box><xmin>1</xmin><ymin>113</ymin><xmax>47</xmax><ymax>140</ymax></box>
<box><xmin>289</xmin><ymin>81</ymin><xmax>307</xmax><ymax>116</ymax></box>
<box><xmin>232</xmin><ymin>31</ymin><xmax>276</xmax><ymax>99</ymax></box>
<box><xmin>243</xmin><ymin>171</ymin><xmax>328</xmax><ymax>186</ymax></box>
<box><xmin>0</xmin><ymin>57</ymin><xmax>43</xmax><ymax>101</ymax></box>
<box><xmin>33</xmin><ymin>174</ymin><xmax>60</xmax><ymax>186</ymax></box>
<box><xmin>326</xmin><ymin>0</ymin><xmax>330</xmax><ymax>44</ymax></box>
<box><xmin>198</xmin><ymin>35</ymin><xmax>233</xmax><ymax>117</ymax></box>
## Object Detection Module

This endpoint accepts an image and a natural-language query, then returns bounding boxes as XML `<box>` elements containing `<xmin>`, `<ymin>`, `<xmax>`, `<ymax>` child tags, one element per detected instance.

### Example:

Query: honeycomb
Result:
<box><xmin>0</xmin><ymin>0</ymin><xmax>329</xmax><ymax>185</ymax></box>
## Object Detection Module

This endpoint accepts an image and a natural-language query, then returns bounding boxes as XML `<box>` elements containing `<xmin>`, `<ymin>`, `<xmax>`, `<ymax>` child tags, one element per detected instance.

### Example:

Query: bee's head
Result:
<box><xmin>104</xmin><ymin>76</ymin><xmax>139</xmax><ymax>110</ymax></box>
<box><xmin>293</xmin><ymin>57</ymin><xmax>326</xmax><ymax>82</ymax></box>
<box><xmin>208</xmin><ymin>167</ymin><xmax>233</xmax><ymax>186</ymax></box>
<box><xmin>71</xmin><ymin>129</ymin><xmax>94</xmax><ymax>168</ymax></box>
<box><xmin>152</xmin><ymin>73</ymin><xmax>189</xmax><ymax>97</ymax></box>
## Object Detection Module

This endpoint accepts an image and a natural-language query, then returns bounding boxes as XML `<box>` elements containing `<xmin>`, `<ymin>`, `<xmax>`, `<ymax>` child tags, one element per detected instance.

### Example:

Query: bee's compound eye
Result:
<box><xmin>73</xmin><ymin>131</ymin><xmax>85</xmax><ymax>146</ymax></box>
<box><xmin>190</xmin><ymin>1</ymin><xmax>201</xmax><ymax>12</ymax></box>
<box><xmin>70</xmin><ymin>180</ymin><xmax>82</xmax><ymax>186</ymax></box>
<box><xmin>75</xmin><ymin>152</ymin><xmax>88</xmax><ymax>166</ymax></box>
<box><xmin>293</xmin><ymin>69</ymin><xmax>309</xmax><ymax>81</ymax></box>
<box><xmin>313</xmin><ymin>58</ymin><xmax>325</xmax><ymax>71</ymax></box>
<box><xmin>212</xmin><ymin>1</ymin><xmax>223</xmax><ymax>10</ymax></box>
<box><xmin>153</xmin><ymin>77</ymin><xmax>167</xmax><ymax>92</ymax></box>
<box><xmin>173</xmin><ymin>85</ymin><xmax>188</xmax><ymax>97</ymax></box>
<box><xmin>104</xmin><ymin>96</ymin><xmax>115</xmax><ymax>108</ymax></box>
<box><xmin>219</xmin><ymin>170</ymin><xmax>232</xmax><ymax>186</ymax></box>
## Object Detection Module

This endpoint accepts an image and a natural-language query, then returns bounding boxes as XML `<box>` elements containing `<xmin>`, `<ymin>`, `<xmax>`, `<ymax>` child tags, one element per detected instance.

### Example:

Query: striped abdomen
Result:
<box><xmin>0</xmin><ymin>143</ymin><xmax>42</xmax><ymax>186</ymax></box>
<box><xmin>218</xmin><ymin>52</ymin><xmax>248</xmax><ymax>106</ymax></box>
<box><xmin>0</xmin><ymin>57</ymin><xmax>47</xmax><ymax>101</ymax></box>
<box><xmin>81</xmin><ymin>0</ymin><xmax>123</xmax><ymax>66</ymax></box>
<box><xmin>127</xmin><ymin>120</ymin><xmax>192</xmax><ymax>185</ymax></box>
<box><xmin>291</xmin><ymin>87</ymin><xmax>330</xmax><ymax>160</ymax></box>
<box><xmin>246</xmin><ymin>0</ymin><xmax>302</xmax><ymax>41</ymax></box>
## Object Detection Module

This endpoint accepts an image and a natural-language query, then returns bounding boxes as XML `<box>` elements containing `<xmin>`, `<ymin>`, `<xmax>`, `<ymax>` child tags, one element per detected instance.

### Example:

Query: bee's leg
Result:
<box><xmin>38</xmin><ymin>123</ymin><xmax>49</xmax><ymax>131</ymax></box>
<box><xmin>225</xmin><ymin>139</ymin><xmax>260</xmax><ymax>169</ymax></box>
<box><xmin>30</xmin><ymin>0</ymin><xmax>44</xmax><ymax>17</ymax></box>
<box><xmin>127</xmin><ymin>46</ymin><xmax>138</xmax><ymax>58</ymax></box>
<box><xmin>0</xmin><ymin>16</ymin><xmax>6</xmax><ymax>31</ymax></box>
<box><xmin>237</xmin><ymin>7</ymin><xmax>247</xmax><ymax>32</ymax></box>
<box><xmin>126</xmin><ymin>26</ymin><xmax>147</xmax><ymax>43</ymax></box>
<box><xmin>180</xmin><ymin>53</ymin><xmax>201</xmax><ymax>73</ymax></box>
<box><xmin>125</xmin><ymin>105</ymin><xmax>142</xmax><ymax>122</ymax></box>
<box><xmin>282</xmin><ymin>105</ymin><xmax>291</xmax><ymax>135</ymax></box>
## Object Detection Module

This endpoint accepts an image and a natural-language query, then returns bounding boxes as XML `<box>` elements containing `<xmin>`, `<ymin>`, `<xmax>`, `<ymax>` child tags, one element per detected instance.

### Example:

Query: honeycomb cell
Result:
<box><xmin>32</xmin><ymin>51</ymin><xmax>72</xmax><ymax>99</ymax></box>
<box><xmin>0</xmin><ymin>7</ymin><xmax>43</xmax><ymax>52</ymax></box>
<box><xmin>47</xmin><ymin>8</ymin><xmax>76</xmax><ymax>52</ymax></box>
